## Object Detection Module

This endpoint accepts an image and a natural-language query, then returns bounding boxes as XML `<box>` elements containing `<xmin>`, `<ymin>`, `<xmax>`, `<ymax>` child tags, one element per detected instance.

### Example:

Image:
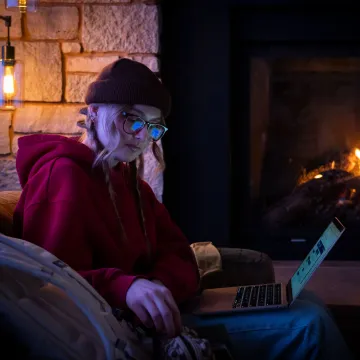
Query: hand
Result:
<box><xmin>151</xmin><ymin>279</ymin><xmax>165</xmax><ymax>287</ymax></box>
<box><xmin>126</xmin><ymin>278</ymin><xmax>182</xmax><ymax>338</ymax></box>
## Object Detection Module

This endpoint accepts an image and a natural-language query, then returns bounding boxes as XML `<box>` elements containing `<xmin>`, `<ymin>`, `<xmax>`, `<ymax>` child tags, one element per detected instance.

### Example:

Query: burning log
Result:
<box><xmin>263</xmin><ymin>168</ymin><xmax>360</xmax><ymax>230</ymax></box>
<box><xmin>260</xmin><ymin>147</ymin><xmax>360</xmax><ymax>260</ymax></box>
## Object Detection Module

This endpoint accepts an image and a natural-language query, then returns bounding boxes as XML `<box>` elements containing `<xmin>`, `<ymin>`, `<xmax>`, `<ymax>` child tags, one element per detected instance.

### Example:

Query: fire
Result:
<box><xmin>297</xmin><ymin>147</ymin><xmax>360</xmax><ymax>185</ymax></box>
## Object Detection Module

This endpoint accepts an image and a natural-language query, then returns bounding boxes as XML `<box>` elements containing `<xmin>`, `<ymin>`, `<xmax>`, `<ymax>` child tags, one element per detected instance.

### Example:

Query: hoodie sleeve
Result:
<box><xmin>17</xmin><ymin>199</ymin><xmax>140</xmax><ymax>309</ymax></box>
<box><xmin>14</xmin><ymin>160</ymin><xmax>139</xmax><ymax>309</ymax></box>
<box><xmin>141</xmin><ymin>182</ymin><xmax>200</xmax><ymax>304</ymax></box>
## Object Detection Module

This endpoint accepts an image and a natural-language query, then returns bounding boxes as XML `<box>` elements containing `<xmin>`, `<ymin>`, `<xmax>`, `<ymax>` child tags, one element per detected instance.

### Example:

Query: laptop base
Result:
<box><xmin>193</xmin><ymin>285</ymin><xmax>289</xmax><ymax>316</ymax></box>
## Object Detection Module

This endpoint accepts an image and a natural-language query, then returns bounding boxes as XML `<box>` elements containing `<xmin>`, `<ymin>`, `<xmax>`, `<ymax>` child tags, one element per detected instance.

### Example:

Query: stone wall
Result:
<box><xmin>0</xmin><ymin>0</ymin><xmax>164</xmax><ymax>201</ymax></box>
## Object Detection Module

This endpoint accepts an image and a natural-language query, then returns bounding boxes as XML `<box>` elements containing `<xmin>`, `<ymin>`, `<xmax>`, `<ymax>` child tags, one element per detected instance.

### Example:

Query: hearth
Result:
<box><xmin>230</xmin><ymin>5</ymin><xmax>360</xmax><ymax>260</ymax></box>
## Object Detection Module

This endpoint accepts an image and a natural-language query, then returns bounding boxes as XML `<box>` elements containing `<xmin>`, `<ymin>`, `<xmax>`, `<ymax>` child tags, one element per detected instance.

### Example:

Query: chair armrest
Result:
<box><xmin>200</xmin><ymin>248</ymin><xmax>275</xmax><ymax>290</ymax></box>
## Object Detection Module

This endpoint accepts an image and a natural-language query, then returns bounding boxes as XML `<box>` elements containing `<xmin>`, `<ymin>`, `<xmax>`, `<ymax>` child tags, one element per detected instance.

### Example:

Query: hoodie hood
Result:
<box><xmin>16</xmin><ymin>134</ymin><xmax>95</xmax><ymax>188</ymax></box>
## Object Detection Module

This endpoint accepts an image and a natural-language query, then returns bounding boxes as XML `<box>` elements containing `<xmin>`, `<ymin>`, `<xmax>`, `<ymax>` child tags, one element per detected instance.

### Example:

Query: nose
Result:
<box><xmin>134</xmin><ymin>126</ymin><xmax>149</xmax><ymax>141</ymax></box>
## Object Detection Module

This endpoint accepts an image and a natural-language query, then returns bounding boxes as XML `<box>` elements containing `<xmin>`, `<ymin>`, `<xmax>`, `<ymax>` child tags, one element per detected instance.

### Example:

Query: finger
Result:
<box><xmin>163</xmin><ymin>293</ymin><xmax>182</xmax><ymax>335</ymax></box>
<box><xmin>161</xmin><ymin>290</ymin><xmax>181</xmax><ymax>325</ymax></box>
<box><xmin>143</xmin><ymin>298</ymin><xmax>165</xmax><ymax>334</ymax></box>
<box><xmin>170</xmin><ymin>303</ymin><xmax>182</xmax><ymax>336</ymax></box>
<box><xmin>132</xmin><ymin>303</ymin><xmax>153</xmax><ymax>328</ymax></box>
<box><xmin>153</xmin><ymin>296</ymin><xmax>176</xmax><ymax>338</ymax></box>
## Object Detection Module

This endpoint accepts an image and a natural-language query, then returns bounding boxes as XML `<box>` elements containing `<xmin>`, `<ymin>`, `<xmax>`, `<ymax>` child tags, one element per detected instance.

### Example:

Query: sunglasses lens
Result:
<box><xmin>149</xmin><ymin>125</ymin><xmax>165</xmax><ymax>141</ymax></box>
<box><xmin>125</xmin><ymin>118</ymin><xmax>144</xmax><ymax>133</ymax></box>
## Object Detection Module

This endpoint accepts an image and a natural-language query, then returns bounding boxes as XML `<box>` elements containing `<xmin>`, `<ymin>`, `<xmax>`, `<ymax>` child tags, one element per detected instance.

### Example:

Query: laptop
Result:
<box><xmin>194</xmin><ymin>217</ymin><xmax>345</xmax><ymax>315</ymax></box>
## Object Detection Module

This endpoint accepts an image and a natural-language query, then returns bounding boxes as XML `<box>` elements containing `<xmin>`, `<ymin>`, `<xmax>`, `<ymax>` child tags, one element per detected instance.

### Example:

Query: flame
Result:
<box><xmin>297</xmin><ymin>147</ymin><xmax>360</xmax><ymax>185</ymax></box>
<box><xmin>356</xmin><ymin>148</ymin><xmax>360</xmax><ymax>159</ymax></box>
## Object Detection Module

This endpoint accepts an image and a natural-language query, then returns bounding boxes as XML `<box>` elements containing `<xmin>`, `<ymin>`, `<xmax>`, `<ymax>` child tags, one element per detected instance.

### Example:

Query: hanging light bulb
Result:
<box><xmin>3</xmin><ymin>65</ymin><xmax>15</xmax><ymax>97</ymax></box>
<box><xmin>0</xmin><ymin>16</ymin><xmax>23</xmax><ymax>109</ymax></box>
<box><xmin>5</xmin><ymin>0</ymin><xmax>38</xmax><ymax>13</ymax></box>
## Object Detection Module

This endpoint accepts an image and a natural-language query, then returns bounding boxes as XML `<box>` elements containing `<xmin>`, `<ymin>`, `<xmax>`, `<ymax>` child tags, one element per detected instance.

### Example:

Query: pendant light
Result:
<box><xmin>0</xmin><ymin>15</ymin><xmax>23</xmax><ymax>109</ymax></box>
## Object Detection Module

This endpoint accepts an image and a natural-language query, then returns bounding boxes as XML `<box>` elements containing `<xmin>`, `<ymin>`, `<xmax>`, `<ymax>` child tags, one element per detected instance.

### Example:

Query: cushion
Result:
<box><xmin>190</xmin><ymin>242</ymin><xmax>222</xmax><ymax>277</ymax></box>
<box><xmin>0</xmin><ymin>191</ymin><xmax>21</xmax><ymax>236</ymax></box>
<box><xmin>200</xmin><ymin>248</ymin><xmax>275</xmax><ymax>289</ymax></box>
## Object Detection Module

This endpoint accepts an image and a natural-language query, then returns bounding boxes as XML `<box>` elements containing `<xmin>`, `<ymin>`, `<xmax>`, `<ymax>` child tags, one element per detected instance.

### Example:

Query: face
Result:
<box><xmin>94</xmin><ymin>104</ymin><xmax>163</xmax><ymax>163</ymax></box>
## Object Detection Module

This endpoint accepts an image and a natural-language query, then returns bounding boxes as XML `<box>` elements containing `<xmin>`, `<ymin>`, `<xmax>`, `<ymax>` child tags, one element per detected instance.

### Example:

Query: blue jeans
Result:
<box><xmin>182</xmin><ymin>290</ymin><xmax>353</xmax><ymax>360</ymax></box>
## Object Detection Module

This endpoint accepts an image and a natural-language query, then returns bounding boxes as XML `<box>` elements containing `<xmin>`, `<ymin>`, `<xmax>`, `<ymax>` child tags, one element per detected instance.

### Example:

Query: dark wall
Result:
<box><xmin>160</xmin><ymin>2</ymin><xmax>231</xmax><ymax>246</ymax></box>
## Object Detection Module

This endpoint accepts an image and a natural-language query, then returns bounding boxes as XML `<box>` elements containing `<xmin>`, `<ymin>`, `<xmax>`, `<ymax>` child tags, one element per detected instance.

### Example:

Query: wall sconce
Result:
<box><xmin>0</xmin><ymin>15</ymin><xmax>23</xmax><ymax>109</ymax></box>
<box><xmin>5</xmin><ymin>0</ymin><xmax>38</xmax><ymax>13</ymax></box>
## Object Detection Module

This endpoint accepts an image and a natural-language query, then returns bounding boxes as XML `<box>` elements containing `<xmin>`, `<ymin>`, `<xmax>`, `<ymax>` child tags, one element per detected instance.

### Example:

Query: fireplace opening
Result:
<box><xmin>230</xmin><ymin>7</ymin><xmax>360</xmax><ymax>260</ymax></box>
<box><xmin>259</xmin><ymin>58</ymin><xmax>360</xmax><ymax>203</ymax></box>
<box><xmin>254</xmin><ymin>58</ymin><xmax>360</xmax><ymax>259</ymax></box>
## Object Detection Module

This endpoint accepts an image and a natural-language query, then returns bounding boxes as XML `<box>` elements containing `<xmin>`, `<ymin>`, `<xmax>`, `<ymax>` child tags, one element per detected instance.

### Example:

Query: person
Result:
<box><xmin>13</xmin><ymin>58</ymin><xmax>353</xmax><ymax>359</ymax></box>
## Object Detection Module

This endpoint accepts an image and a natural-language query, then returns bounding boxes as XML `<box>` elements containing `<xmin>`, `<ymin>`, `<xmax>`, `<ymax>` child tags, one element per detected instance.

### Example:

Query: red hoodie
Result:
<box><xmin>13</xmin><ymin>134</ymin><xmax>199</xmax><ymax>308</ymax></box>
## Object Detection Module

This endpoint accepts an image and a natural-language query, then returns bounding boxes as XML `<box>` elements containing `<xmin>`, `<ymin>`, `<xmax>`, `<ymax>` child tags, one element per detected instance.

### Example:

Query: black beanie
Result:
<box><xmin>85</xmin><ymin>58</ymin><xmax>171</xmax><ymax>117</ymax></box>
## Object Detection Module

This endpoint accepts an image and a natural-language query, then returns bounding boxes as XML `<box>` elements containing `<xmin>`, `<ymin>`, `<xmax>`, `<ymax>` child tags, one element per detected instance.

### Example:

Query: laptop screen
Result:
<box><xmin>290</xmin><ymin>218</ymin><xmax>345</xmax><ymax>300</ymax></box>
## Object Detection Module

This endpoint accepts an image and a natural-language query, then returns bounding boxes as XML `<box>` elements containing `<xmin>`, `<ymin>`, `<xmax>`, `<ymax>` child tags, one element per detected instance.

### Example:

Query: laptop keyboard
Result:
<box><xmin>232</xmin><ymin>283</ymin><xmax>282</xmax><ymax>309</ymax></box>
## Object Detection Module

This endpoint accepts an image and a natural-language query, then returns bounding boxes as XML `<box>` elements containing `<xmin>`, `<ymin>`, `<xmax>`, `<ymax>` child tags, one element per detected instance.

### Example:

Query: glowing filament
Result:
<box><xmin>3</xmin><ymin>65</ymin><xmax>15</xmax><ymax>97</ymax></box>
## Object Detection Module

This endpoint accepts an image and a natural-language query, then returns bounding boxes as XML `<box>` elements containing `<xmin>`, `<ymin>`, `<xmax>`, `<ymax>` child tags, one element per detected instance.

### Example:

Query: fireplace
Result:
<box><xmin>159</xmin><ymin>2</ymin><xmax>360</xmax><ymax>257</ymax></box>
<box><xmin>230</xmin><ymin>5</ymin><xmax>360</xmax><ymax>260</ymax></box>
